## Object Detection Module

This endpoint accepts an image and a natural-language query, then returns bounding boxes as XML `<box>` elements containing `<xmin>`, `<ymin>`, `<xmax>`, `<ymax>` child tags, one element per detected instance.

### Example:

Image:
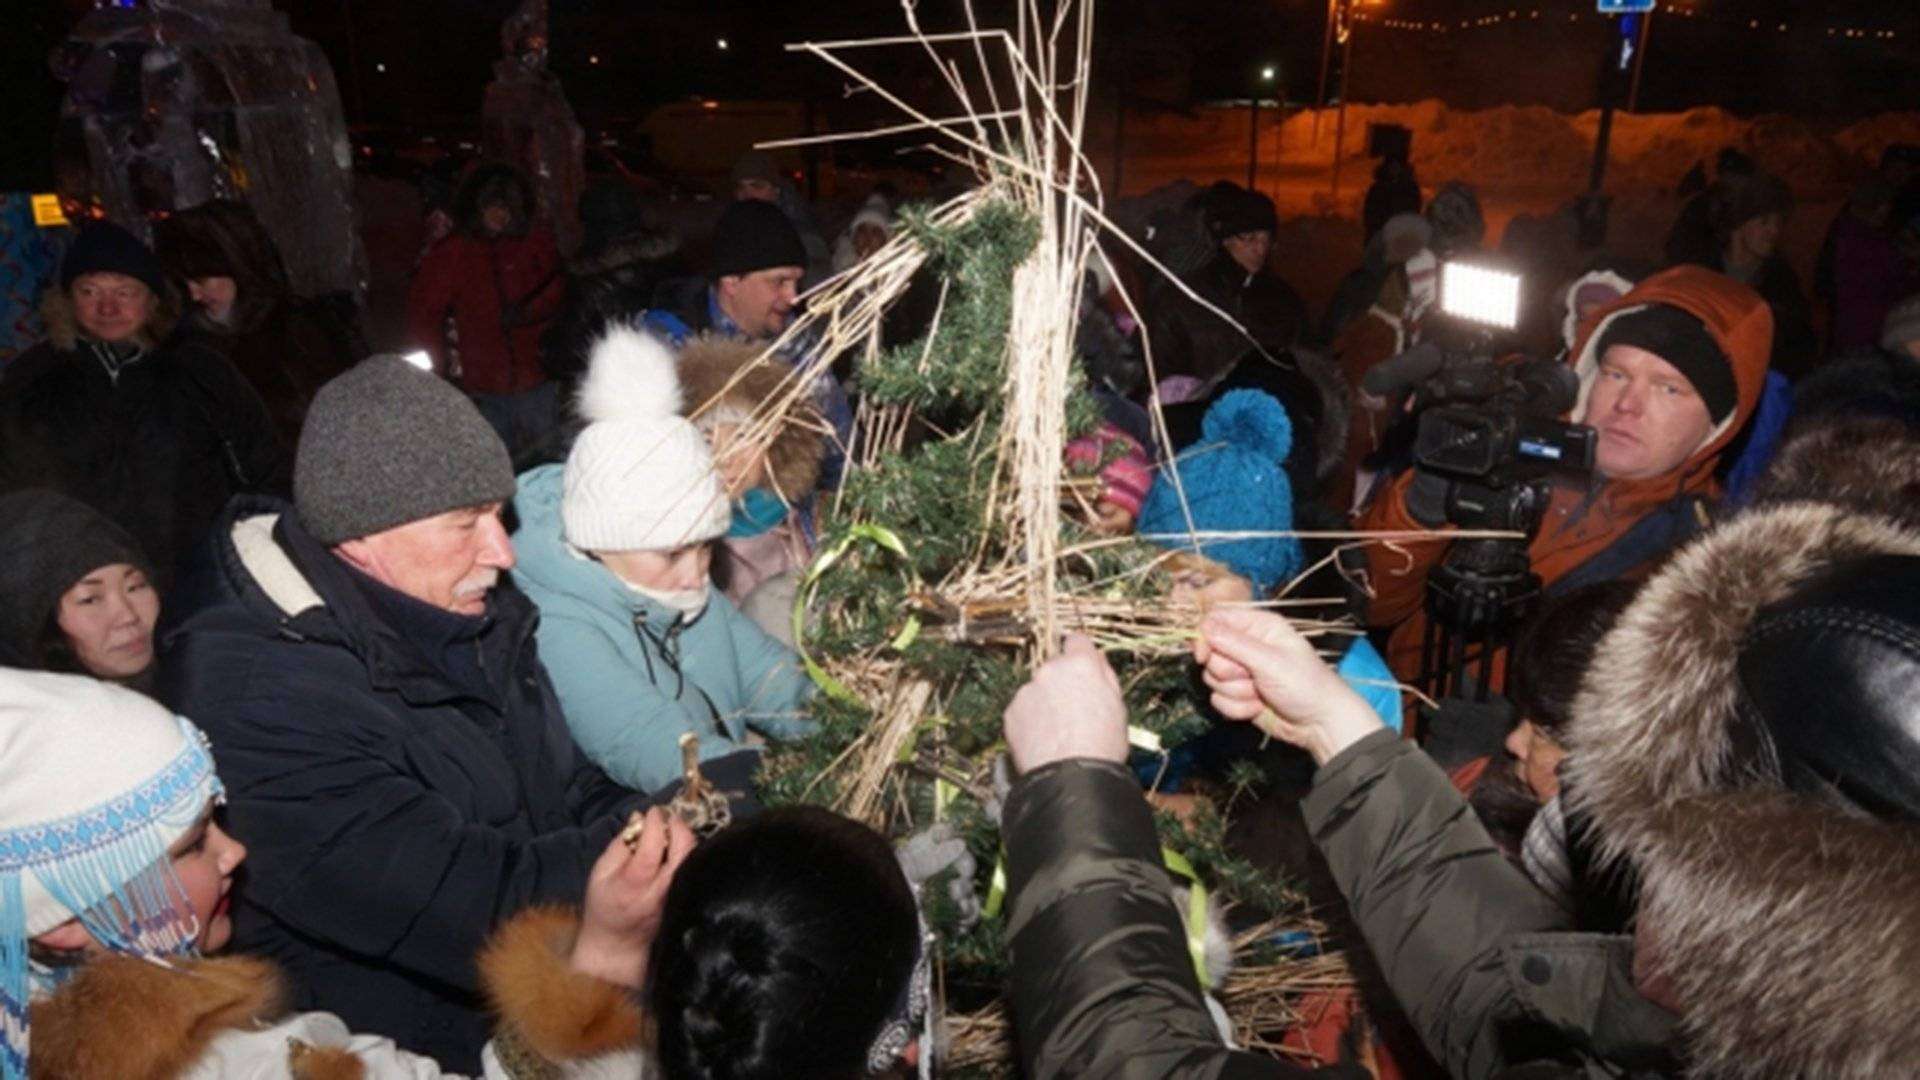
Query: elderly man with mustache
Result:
<box><xmin>157</xmin><ymin>354</ymin><xmax>707</xmax><ymax>1071</ymax></box>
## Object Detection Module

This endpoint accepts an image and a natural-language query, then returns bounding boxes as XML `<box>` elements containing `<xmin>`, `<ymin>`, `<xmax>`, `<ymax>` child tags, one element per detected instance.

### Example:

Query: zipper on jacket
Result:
<box><xmin>631</xmin><ymin>610</ymin><xmax>722</xmax><ymax>736</ymax></box>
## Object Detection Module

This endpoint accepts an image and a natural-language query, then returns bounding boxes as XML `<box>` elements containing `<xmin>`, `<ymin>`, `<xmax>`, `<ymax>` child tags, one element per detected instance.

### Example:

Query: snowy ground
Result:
<box><xmin>356</xmin><ymin>100</ymin><xmax>1920</xmax><ymax>349</ymax></box>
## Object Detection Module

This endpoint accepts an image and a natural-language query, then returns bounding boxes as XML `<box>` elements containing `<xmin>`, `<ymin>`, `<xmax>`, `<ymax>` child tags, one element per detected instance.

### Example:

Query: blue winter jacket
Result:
<box><xmin>510</xmin><ymin>463</ymin><xmax>817</xmax><ymax>791</ymax></box>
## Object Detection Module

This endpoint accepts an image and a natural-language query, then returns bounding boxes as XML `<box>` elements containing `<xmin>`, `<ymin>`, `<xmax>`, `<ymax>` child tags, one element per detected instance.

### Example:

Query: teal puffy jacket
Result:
<box><xmin>510</xmin><ymin>463</ymin><xmax>815</xmax><ymax>791</ymax></box>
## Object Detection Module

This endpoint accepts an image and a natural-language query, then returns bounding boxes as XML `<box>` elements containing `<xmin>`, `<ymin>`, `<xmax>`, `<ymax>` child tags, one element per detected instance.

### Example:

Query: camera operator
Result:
<box><xmin>1359</xmin><ymin>265</ymin><xmax>1774</xmax><ymax>696</ymax></box>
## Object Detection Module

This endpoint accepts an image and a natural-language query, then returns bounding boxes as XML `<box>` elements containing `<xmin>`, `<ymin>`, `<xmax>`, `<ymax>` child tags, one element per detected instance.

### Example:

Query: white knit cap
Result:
<box><xmin>563</xmin><ymin>323</ymin><xmax>732</xmax><ymax>552</ymax></box>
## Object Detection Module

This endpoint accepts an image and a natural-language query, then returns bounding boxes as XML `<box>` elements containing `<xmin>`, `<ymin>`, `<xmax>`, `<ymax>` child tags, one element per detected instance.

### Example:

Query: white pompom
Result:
<box><xmin>575</xmin><ymin>322</ymin><xmax>682</xmax><ymax>424</ymax></box>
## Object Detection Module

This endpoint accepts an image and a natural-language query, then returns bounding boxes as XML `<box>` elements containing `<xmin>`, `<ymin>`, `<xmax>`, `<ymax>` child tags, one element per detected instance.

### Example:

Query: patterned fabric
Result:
<box><xmin>1</xmin><ymin>714</ymin><xmax>221</xmax><ymax>1080</ymax></box>
<box><xmin>0</xmin><ymin>197</ymin><xmax>62</xmax><ymax>370</ymax></box>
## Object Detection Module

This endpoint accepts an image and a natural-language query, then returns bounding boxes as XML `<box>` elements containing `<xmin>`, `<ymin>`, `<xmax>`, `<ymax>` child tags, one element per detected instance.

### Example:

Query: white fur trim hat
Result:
<box><xmin>563</xmin><ymin>324</ymin><xmax>731</xmax><ymax>552</ymax></box>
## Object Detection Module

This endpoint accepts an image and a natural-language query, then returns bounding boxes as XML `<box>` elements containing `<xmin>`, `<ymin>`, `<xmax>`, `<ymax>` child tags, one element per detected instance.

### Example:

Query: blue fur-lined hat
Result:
<box><xmin>1137</xmin><ymin>389</ymin><xmax>1303</xmax><ymax>595</ymax></box>
<box><xmin>0</xmin><ymin>670</ymin><xmax>222</xmax><ymax>1077</ymax></box>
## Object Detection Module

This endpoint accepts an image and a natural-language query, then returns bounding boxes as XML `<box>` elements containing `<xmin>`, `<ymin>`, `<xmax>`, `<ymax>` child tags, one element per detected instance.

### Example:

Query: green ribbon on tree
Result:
<box><xmin>793</xmin><ymin>523</ymin><xmax>921</xmax><ymax>703</ymax></box>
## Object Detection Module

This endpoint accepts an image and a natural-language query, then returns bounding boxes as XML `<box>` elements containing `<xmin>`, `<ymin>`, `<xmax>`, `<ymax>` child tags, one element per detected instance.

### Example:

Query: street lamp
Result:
<box><xmin>1249</xmin><ymin>63</ymin><xmax>1277</xmax><ymax>190</ymax></box>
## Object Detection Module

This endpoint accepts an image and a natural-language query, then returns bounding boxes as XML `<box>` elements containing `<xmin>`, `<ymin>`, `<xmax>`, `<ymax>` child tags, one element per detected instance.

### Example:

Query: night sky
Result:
<box><xmin>3</xmin><ymin>0</ymin><xmax>1917</xmax><ymax>190</ymax></box>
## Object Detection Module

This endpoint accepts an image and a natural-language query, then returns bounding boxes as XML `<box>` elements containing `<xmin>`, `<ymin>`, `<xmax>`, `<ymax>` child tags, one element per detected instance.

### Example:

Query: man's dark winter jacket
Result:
<box><xmin>158</xmin><ymin>498</ymin><xmax>657</xmax><ymax>1070</ymax></box>
<box><xmin>0</xmin><ymin>292</ymin><xmax>283</xmax><ymax>585</ymax></box>
<box><xmin>1145</xmin><ymin>251</ymin><xmax>1308</xmax><ymax>389</ymax></box>
<box><xmin>1003</xmin><ymin>758</ymin><xmax>1363</xmax><ymax>1080</ymax></box>
<box><xmin>182</xmin><ymin>296</ymin><xmax>363</xmax><ymax>451</ymax></box>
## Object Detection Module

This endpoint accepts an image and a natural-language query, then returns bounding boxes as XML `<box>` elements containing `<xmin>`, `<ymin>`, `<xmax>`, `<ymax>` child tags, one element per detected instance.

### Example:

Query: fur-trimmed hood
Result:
<box><xmin>29</xmin><ymin>954</ymin><xmax>288</xmax><ymax>1079</ymax></box>
<box><xmin>26</xmin><ymin>908</ymin><xmax>647</xmax><ymax>1078</ymax></box>
<box><xmin>1565</xmin><ymin>265</ymin><xmax>1773</xmax><ymax>496</ymax></box>
<box><xmin>1562</xmin><ymin>500</ymin><xmax>1920</xmax><ymax>1077</ymax></box>
<box><xmin>675</xmin><ymin>333</ymin><xmax>825</xmax><ymax>501</ymax></box>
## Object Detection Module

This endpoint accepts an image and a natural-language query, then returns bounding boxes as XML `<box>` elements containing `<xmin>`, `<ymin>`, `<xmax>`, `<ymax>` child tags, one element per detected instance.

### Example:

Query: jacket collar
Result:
<box><xmin>204</xmin><ymin>497</ymin><xmax>535</xmax><ymax>708</ymax></box>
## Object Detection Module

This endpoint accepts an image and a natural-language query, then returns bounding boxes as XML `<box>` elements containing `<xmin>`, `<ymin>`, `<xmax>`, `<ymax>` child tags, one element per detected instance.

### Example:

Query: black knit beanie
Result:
<box><xmin>1205</xmin><ymin>183</ymin><xmax>1278</xmax><ymax>240</ymax></box>
<box><xmin>60</xmin><ymin>222</ymin><xmax>167</xmax><ymax>298</ymax></box>
<box><xmin>294</xmin><ymin>355</ymin><xmax>516</xmax><ymax>544</ymax></box>
<box><xmin>708</xmin><ymin>199</ymin><xmax>807</xmax><ymax>280</ymax></box>
<box><xmin>1597</xmin><ymin>304</ymin><xmax>1738</xmax><ymax>423</ymax></box>
<box><xmin>0</xmin><ymin>489</ymin><xmax>152</xmax><ymax>668</ymax></box>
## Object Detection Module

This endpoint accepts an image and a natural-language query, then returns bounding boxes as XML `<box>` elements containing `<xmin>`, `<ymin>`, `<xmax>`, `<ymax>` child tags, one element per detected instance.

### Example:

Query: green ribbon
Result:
<box><xmin>793</xmin><ymin>523</ymin><xmax>921</xmax><ymax>703</ymax></box>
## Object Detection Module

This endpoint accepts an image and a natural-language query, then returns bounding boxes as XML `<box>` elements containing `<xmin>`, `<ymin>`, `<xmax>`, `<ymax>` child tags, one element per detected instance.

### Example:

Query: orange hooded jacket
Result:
<box><xmin>1358</xmin><ymin>265</ymin><xmax>1774</xmax><ymax>699</ymax></box>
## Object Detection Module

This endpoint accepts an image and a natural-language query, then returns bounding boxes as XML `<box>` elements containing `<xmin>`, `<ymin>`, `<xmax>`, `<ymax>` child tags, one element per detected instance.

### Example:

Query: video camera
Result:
<box><xmin>1369</xmin><ymin>263</ymin><xmax>1599</xmax><ymax>700</ymax></box>
<box><xmin>1365</xmin><ymin>262</ymin><xmax>1596</xmax><ymax>531</ymax></box>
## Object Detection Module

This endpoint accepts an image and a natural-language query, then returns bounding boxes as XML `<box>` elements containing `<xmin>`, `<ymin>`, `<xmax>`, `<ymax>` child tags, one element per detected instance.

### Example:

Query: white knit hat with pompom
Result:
<box><xmin>563</xmin><ymin>324</ymin><xmax>730</xmax><ymax>552</ymax></box>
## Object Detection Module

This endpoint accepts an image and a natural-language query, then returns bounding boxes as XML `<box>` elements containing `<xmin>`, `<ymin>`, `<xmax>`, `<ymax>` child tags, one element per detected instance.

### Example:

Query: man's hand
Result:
<box><xmin>1195</xmin><ymin>609</ymin><xmax>1385</xmax><ymax>767</ymax></box>
<box><xmin>1003</xmin><ymin>634</ymin><xmax>1129</xmax><ymax>774</ymax></box>
<box><xmin>570</xmin><ymin>807</ymin><xmax>696</xmax><ymax>988</ymax></box>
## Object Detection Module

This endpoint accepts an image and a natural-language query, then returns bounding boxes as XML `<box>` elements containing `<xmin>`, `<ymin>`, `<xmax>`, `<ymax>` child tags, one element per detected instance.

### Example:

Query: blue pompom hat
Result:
<box><xmin>1137</xmin><ymin>389</ymin><xmax>1303</xmax><ymax>595</ymax></box>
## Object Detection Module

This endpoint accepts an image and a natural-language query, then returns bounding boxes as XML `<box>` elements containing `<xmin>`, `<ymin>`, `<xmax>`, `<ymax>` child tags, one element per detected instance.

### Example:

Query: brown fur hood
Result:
<box><xmin>39</xmin><ymin>286</ymin><xmax>180</xmax><ymax>353</ymax></box>
<box><xmin>1561</xmin><ymin>500</ymin><xmax>1920</xmax><ymax>1077</ymax></box>
<box><xmin>27</xmin><ymin>908</ymin><xmax>645</xmax><ymax>1078</ymax></box>
<box><xmin>30</xmin><ymin>954</ymin><xmax>290</xmax><ymax>1079</ymax></box>
<box><xmin>675</xmin><ymin>333</ymin><xmax>826</xmax><ymax>501</ymax></box>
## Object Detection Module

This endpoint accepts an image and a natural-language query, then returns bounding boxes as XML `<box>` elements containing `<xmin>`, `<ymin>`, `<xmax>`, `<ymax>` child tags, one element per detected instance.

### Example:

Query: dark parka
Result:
<box><xmin>1003</xmin><ymin>759</ymin><xmax>1364</xmax><ymax>1080</ymax></box>
<box><xmin>156</xmin><ymin>198</ymin><xmax>366</xmax><ymax>449</ymax></box>
<box><xmin>0</xmin><ymin>291</ymin><xmax>284</xmax><ymax>585</ymax></box>
<box><xmin>1145</xmin><ymin>251</ymin><xmax>1309</xmax><ymax>390</ymax></box>
<box><xmin>157</xmin><ymin>497</ymin><xmax>665</xmax><ymax>1070</ymax></box>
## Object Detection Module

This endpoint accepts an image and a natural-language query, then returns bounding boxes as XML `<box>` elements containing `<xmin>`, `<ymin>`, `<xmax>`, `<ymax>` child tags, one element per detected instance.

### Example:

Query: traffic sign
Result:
<box><xmin>1597</xmin><ymin>0</ymin><xmax>1655</xmax><ymax>12</ymax></box>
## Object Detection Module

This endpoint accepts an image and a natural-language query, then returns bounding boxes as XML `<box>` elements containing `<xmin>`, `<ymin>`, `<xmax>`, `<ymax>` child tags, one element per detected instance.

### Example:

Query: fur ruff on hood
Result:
<box><xmin>26</xmin><ymin>908</ymin><xmax>646</xmax><ymax>1079</ymax></box>
<box><xmin>1562</xmin><ymin>500</ymin><xmax>1920</xmax><ymax>1077</ymax></box>
<box><xmin>39</xmin><ymin>284</ymin><xmax>180</xmax><ymax>353</ymax></box>
<box><xmin>675</xmin><ymin>333</ymin><xmax>825</xmax><ymax>501</ymax></box>
<box><xmin>29</xmin><ymin>954</ymin><xmax>295</xmax><ymax>1079</ymax></box>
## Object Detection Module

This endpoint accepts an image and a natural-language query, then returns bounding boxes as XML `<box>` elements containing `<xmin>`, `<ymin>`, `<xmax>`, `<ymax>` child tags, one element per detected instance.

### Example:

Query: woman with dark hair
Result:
<box><xmin>155</xmin><ymin>199</ymin><xmax>364</xmax><ymax>448</ymax></box>
<box><xmin>649</xmin><ymin>806</ymin><xmax>927</xmax><ymax>1079</ymax></box>
<box><xmin>1502</xmin><ymin>580</ymin><xmax>1641</xmax><ymax>807</ymax></box>
<box><xmin>0</xmin><ymin>488</ymin><xmax>161</xmax><ymax>691</ymax></box>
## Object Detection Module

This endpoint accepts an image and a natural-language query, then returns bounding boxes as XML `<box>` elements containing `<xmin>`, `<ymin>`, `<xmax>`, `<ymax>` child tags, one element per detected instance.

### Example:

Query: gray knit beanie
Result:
<box><xmin>294</xmin><ymin>354</ymin><xmax>516</xmax><ymax>544</ymax></box>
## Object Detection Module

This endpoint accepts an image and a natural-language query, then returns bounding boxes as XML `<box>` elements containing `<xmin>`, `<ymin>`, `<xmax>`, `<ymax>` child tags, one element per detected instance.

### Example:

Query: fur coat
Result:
<box><xmin>1561</xmin><ymin>500</ymin><xmax>1920</xmax><ymax>1077</ymax></box>
<box><xmin>28</xmin><ymin>908</ymin><xmax>648</xmax><ymax>1079</ymax></box>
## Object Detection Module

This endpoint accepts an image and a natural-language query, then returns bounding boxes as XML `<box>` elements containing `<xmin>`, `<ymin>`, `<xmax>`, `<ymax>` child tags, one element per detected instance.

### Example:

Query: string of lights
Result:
<box><xmin>1356</xmin><ymin>6</ymin><xmax>1899</xmax><ymax>41</ymax></box>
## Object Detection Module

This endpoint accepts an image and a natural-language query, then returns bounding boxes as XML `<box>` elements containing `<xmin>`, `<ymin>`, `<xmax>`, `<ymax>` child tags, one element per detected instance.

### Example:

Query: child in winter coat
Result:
<box><xmin>511</xmin><ymin>324</ymin><xmax>816</xmax><ymax>793</ymax></box>
<box><xmin>675</xmin><ymin>333</ymin><xmax>827</xmax><ymax>642</ymax></box>
<box><xmin>1135</xmin><ymin>389</ymin><xmax>1401</xmax><ymax>736</ymax></box>
<box><xmin>2</xmin><ymin>668</ymin><xmax>668</xmax><ymax>1079</ymax></box>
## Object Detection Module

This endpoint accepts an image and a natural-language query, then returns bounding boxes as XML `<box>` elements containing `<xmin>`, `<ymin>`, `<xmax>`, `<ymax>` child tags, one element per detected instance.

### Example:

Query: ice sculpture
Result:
<box><xmin>51</xmin><ymin>0</ymin><xmax>365</xmax><ymax>300</ymax></box>
<box><xmin>481</xmin><ymin>0</ymin><xmax>585</xmax><ymax>255</ymax></box>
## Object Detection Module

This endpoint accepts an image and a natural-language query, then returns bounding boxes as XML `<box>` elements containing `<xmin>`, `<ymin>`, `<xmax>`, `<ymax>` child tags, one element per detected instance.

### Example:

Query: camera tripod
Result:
<box><xmin>1416</xmin><ymin>478</ymin><xmax>1552</xmax><ymax>701</ymax></box>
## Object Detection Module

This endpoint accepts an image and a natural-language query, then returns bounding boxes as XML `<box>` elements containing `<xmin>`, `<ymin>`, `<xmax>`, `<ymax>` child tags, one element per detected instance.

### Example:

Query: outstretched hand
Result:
<box><xmin>571</xmin><ymin>806</ymin><xmax>696</xmax><ymax>988</ymax></box>
<box><xmin>1195</xmin><ymin>609</ymin><xmax>1385</xmax><ymax>767</ymax></box>
<box><xmin>1003</xmin><ymin>634</ymin><xmax>1130</xmax><ymax>774</ymax></box>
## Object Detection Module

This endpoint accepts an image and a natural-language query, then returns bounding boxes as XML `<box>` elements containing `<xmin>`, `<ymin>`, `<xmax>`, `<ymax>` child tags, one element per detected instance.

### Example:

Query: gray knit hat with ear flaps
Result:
<box><xmin>294</xmin><ymin>354</ymin><xmax>516</xmax><ymax>544</ymax></box>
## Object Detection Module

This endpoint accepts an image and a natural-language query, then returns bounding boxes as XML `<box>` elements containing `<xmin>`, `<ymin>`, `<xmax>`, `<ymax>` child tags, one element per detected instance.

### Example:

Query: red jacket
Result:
<box><xmin>406</xmin><ymin>229</ymin><xmax>563</xmax><ymax>395</ymax></box>
<box><xmin>1360</xmin><ymin>266</ymin><xmax>1775</xmax><ymax>696</ymax></box>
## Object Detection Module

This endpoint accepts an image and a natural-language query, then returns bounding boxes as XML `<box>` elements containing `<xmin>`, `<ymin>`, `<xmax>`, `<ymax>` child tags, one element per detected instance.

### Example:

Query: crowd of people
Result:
<box><xmin>0</xmin><ymin>131</ymin><xmax>1914</xmax><ymax>1080</ymax></box>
